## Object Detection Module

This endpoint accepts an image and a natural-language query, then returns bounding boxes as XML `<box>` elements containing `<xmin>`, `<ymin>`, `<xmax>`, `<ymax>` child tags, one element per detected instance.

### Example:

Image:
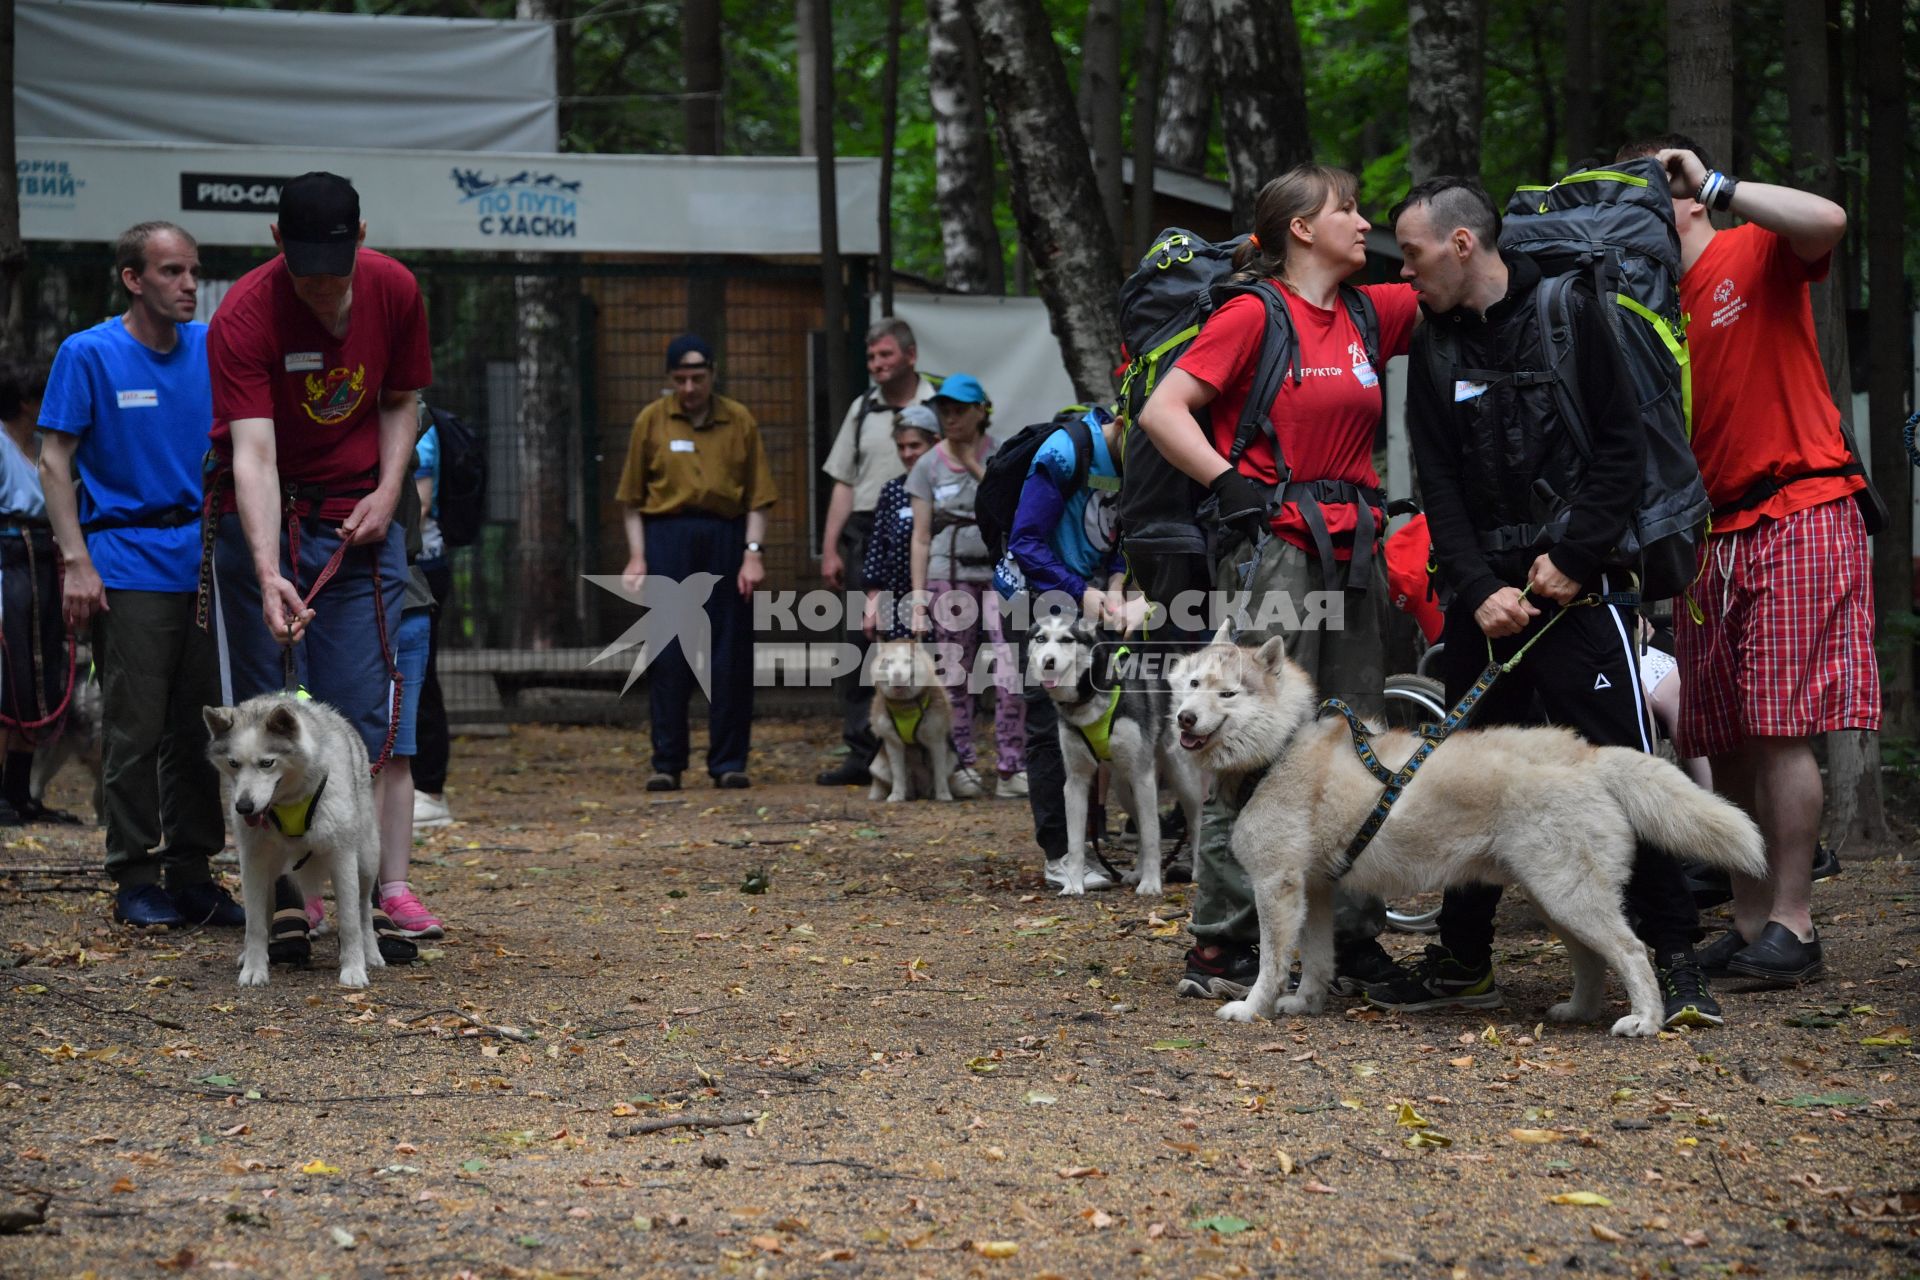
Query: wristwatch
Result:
<box><xmin>744</xmin><ymin>541</ymin><xmax>765</xmax><ymax>554</ymax></box>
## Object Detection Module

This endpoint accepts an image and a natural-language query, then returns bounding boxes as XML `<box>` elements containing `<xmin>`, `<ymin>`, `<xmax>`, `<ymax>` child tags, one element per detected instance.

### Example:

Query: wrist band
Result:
<box><xmin>1699</xmin><ymin>170</ymin><xmax>1737</xmax><ymax>213</ymax></box>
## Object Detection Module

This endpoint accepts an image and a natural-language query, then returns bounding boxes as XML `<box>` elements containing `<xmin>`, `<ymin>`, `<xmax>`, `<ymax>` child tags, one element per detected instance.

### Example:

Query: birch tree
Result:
<box><xmin>1154</xmin><ymin>0</ymin><xmax>1213</xmax><ymax>172</ymax></box>
<box><xmin>1209</xmin><ymin>0</ymin><xmax>1311</xmax><ymax>230</ymax></box>
<box><xmin>1407</xmin><ymin>0</ymin><xmax>1487</xmax><ymax>182</ymax></box>
<box><xmin>927</xmin><ymin>0</ymin><xmax>1003</xmax><ymax>293</ymax></box>
<box><xmin>960</xmin><ymin>0</ymin><xmax>1121</xmax><ymax>400</ymax></box>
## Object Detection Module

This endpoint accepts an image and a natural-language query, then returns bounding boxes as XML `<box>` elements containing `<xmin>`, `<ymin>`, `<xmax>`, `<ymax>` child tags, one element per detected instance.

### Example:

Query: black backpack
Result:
<box><xmin>975</xmin><ymin>406</ymin><xmax>1097</xmax><ymax>562</ymax></box>
<box><xmin>1423</xmin><ymin>158</ymin><xmax>1711</xmax><ymax>599</ymax></box>
<box><xmin>426</xmin><ymin>405</ymin><xmax>488</xmax><ymax>548</ymax></box>
<box><xmin>1115</xmin><ymin>228</ymin><xmax>1380</xmax><ymax>580</ymax></box>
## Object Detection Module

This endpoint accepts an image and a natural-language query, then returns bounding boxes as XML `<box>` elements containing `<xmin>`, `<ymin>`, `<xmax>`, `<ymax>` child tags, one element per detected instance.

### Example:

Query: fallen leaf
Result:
<box><xmin>1590</xmin><ymin>1224</ymin><xmax>1627</xmax><ymax>1243</ymax></box>
<box><xmin>300</xmin><ymin>1160</ymin><xmax>340</xmax><ymax>1175</ymax></box>
<box><xmin>1549</xmin><ymin>1192</ymin><xmax>1614</xmax><ymax>1207</ymax></box>
<box><xmin>1405</xmin><ymin>1131</ymin><xmax>1452</xmax><ymax>1149</ymax></box>
<box><xmin>329</xmin><ymin>1227</ymin><xmax>357</xmax><ymax>1250</ymax></box>
<box><xmin>1396</xmin><ymin>1103</ymin><xmax>1430</xmax><ymax>1129</ymax></box>
<box><xmin>1277</xmin><ymin>1150</ymin><xmax>1295</xmax><ymax>1176</ymax></box>
<box><xmin>1302</xmin><ymin>1180</ymin><xmax>1336</xmax><ymax>1195</ymax></box>
<box><xmin>972</xmin><ymin>1240</ymin><xmax>1018</xmax><ymax>1258</ymax></box>
<box><xmin>1680</xmin><ymin>1230</ymin><xmax>1710</xmax><ymax>1248</ymax></box>
<box><xmin>1509</xmin><ymin>1128</ymin><xmax>1564</xmax><ymax>1144</ymax></box>
<box><xmin>1449</xmin><ymin>1056</ymin><xmax>1474</xmax><ymax>1069</ymax></box>
<box><xmin>1776</xmin><ymin>1092</ymin><xmax>1866</xmax><ymax>1108</ymax></box>
<box><xmin>1859</xmin><ymin>1027</ymin><xmax>1911</xmax><ymax>1047</ymax></box>
<box><xmin>1055</xmin><ymin>1166</ymin><xmax>1104</xmax><ymax>1179</ymax></box>
<box><xmin>1146</xmin><ymin>1038</ymin><xmax>1206</xmax><ymax>1051</ymax></box>
<box><xmin>1192</xmin><ymin>1214</ymin><xmax>1252</xmax><ymax>1234</ymax></box>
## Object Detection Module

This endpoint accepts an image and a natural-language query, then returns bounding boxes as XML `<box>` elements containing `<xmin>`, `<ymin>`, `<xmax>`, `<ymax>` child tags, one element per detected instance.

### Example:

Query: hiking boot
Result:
<box><xmin>412</xmin><ymin>790</ymin><xmax>454</xmax><ymax>830</ymax></box>
<box><xmin>1332</xmin><ymin>936</ymin><xmax>1405</xmax><ymax>997</ymax></box>
<box><xmin>1162</xmin><ymin>843</ymin><xmax>1195</xmax><ymax>884</ymax></box>
<box><xmin>268</xmin><ymin>906</ymin><xmax>311</xmax><ymax>966</ymax></box>
<box><xmin>949</xmin><ymin>766</ymin><xmax>986</xmax><ymax>799</ymax></box>
<box><xmin>171</xmin><ymin>880</ymin><xmax>246</xmax><ymax>928</ymax></box>
<box><xmin>1658</xmin><ymin>951</ymin><xmax>1724</xmax><ymax>1029</ymax></box>
<box><xmin>1694</xmin><ymin>928</ymin><xmax>1748</xmax><ymax>978</ymax></box>
<box><xmin>815</xmin><ymin>760</ymin><xmax>870</xmax><ymax>787</ymax></box>
<box><xmin>645</xmin><ymin>771</ymin><xmax>681</xmax><ymax>792</ymax></box>
<box><xmin>1043</xmin><ymin>857</ymin><xmax>1115</xmax><ymax>894</ymax></box>
<box><xmin>995</xmin><ymin>771</ymin><xmax>1029</xmax><ymax>799</ymax></box>
<box><xmin>1363</xmin><ymin>945</ymin><xmax>1502</xmax><ymax>1011</ymax></box>
<box><xmin>1724</xmin><ymin>922</ymin><xmax>1824</xmax><ymax>985</ymax></box>
<box><xmin>1177</xmin><ymin>943</ymin><xmax>1260</xmax><ymax>1000</ymax></box>
<box><xmin>378</xmin><ymin>884</ymin><xmax>445</xmax><ymax>939</ymax></box>
<box><xmin>113</xmin><ymin>884</ymin><xmax>185</xmax><ymax>928</ymax></box>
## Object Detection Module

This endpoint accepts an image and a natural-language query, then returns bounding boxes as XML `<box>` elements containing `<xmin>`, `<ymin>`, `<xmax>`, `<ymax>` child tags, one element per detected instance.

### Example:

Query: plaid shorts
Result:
<box><xmin>1675</xmin><ymin>497</ymin><xmax>1880</xmax><ymax>758</ymax></box>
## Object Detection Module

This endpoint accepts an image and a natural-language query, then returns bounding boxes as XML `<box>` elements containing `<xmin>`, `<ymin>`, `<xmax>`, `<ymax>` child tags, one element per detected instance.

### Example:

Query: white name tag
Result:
<box><xmin>933</xmin><ymin>482</ymin><xmax>962</xmax><ymax>502</ymax></box>
<box><xmin>284</xmin><ymin>352</ymin><xmax>325</xmax><ymax>372</ymax></box>
<box><xmin>115</xmin><ymin>389</ymin><xmax>158</xmax><ymax>409</ymax></box>
<box><xmin>669</xmin><ymin>439</ymin><xmax>696</xmax><ymax>453</ymax></box>
<box><xmin>897</xmin><ymin>505</ymin><xmax>913</xmax><ymax>521</ymax></box>
<box><xmin>1352</xmin><ymin>360</ymin><xmax>1379</xmax><ymax>389</ymax></box>
<box><xmin>1454</xmin><ymin>379</ymin><xmax>1490</xmax><ymax>402</ymax></box>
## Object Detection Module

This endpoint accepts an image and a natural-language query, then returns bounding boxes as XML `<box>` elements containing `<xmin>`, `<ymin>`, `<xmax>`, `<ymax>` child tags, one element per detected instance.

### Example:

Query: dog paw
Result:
<box><xmin>1215</xmin><ymin>1000</ymin><xmax>1259</xmax><ymax>1023</ymax></box>
<box><xmin>1275</xmin><ymin>993</ymin><xmax>1320</xmax><ymax>1016</ymax></box>
<box><xmin>237</xmin><ymin>963</ymin><xmax>269</xmax><ymax>988</ymax></box>
<box><xmin>1055</xmin><ymin>881</ymin><xmax>1086</xmax><ymax>897</ymax></box>
<box><xmin>1133</xmin><ymin>879</ymin><xmax>1163</xmax><ymax>897</ymax></box>
<box><xmin>1547</xmin><ymin>1000</ymin><xmax>1600</xmax><ymax>1023</ymax></box>
<box><xmin>1609</xmin><ymin>1013</ymin><xmax>1660</xmax><ymax>1038</ymax></box>
<box><xmin>886</xmin><ymin>792</ymin><xmax>908</xmax><ymax>804</ymax></box>
<box><xmin>337</xmin><ymin>965</ymin><xmax>369</xmax><ymax>989</ymax></box>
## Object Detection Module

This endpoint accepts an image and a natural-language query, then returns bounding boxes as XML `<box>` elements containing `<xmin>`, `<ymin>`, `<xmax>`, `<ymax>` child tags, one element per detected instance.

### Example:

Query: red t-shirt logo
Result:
<box><xmin>302</xmin><ymin>365</ymin><xmax>368</xmax><ymax>425</ymax></box>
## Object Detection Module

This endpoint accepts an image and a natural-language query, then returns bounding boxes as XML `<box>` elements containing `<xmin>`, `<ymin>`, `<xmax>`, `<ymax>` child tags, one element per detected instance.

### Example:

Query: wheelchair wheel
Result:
<box><xmin>1381</xmin><ymin>672</ymin><xmax>1447</xmax><ymax>934</ymax></box>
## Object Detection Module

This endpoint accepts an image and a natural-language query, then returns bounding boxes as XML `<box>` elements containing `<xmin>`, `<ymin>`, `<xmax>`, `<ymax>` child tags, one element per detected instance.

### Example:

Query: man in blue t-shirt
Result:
<box><xmin>40</xmin><ymin>221</ymin><xmax>239</xmax><ymax>930</ymax></box>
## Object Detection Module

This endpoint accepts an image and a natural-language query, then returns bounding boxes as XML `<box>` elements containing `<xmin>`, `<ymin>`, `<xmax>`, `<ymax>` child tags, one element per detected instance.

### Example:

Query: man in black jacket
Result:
<box><xmin>1373</xmin><ymin>176</ymin><xmax>1719</xmax><ymax>1030</ymax></box>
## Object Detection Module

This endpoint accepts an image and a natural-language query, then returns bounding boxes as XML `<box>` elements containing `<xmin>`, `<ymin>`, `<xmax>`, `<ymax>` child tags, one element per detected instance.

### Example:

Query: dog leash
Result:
<box><xmin>1320</xmin><ymin>583</ymin><xmax>1635</xmax><ymax>880</ymax></box>
<box><xmin>278</xmin><ymin>507</ymin><xmax>403</xmax><ymax>776</ymax></box>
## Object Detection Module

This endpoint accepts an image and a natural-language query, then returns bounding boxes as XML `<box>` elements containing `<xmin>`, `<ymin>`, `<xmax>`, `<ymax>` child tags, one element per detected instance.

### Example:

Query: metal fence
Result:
<box><xmin>30</xmin><ymin>247</ymin><xmax>865</xmax><ymax>725</ymax></box>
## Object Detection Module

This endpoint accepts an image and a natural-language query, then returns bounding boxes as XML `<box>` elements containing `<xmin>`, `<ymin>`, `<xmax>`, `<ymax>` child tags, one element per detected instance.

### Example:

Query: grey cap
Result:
<box><xmin>894</xmin><ymin>403</ymin><xmax>940</xmax><ymax>437</ymax></box>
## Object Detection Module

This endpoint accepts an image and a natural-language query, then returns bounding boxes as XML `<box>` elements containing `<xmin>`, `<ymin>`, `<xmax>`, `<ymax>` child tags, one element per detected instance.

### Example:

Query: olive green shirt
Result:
<box><xmin>616</xmin><ymin>391</ymin><xmax>778</xmax><ymax>518</ymax></box>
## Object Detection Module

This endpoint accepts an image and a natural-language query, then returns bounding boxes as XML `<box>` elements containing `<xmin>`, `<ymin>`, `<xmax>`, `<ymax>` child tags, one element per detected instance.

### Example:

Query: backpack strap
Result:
<box><xmin>1533</xmin><ymin>273</ymin><xmax>1595</xmax><ymax>463</ymax></box>
<box><xmin>1223</xmin><ymin>281</ymin><xmax>1296</xmax><ymax>477</ymax></box>
<box><xmin>1066</xmin><ymin>413</ymin><xmax>1096</xmax><ymax>495</ymax></box>
<box><xmin>1338</xmin><ymin>284</ymin><xmax>1381</xmax><ymax>371</ymax></box>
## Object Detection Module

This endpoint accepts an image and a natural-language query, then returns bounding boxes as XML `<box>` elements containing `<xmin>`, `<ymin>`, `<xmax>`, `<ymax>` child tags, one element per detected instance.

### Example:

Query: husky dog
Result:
<box><xmin>1029</xmin><ymin>615</ymin><xmax>1205</xmax><ymax>897</ymax></box>
<box><xmin>867</xmin><ymin>639</ymin><xmax>957</xmax><ymax>803</ymax></box>
<box><xmin>203</xmin><ymin>694</ymin><xmax>382</xmax><ymax>988</ymax></box>
<box><xmin>30</xmin><ymin>645</ymin><xmax>102</xmax><ymax>816</ymax></box>
<box><xmin>1170</xmin><ymin>634</ymin><xmax>1765</xmax><ymax>1036</ymax></box>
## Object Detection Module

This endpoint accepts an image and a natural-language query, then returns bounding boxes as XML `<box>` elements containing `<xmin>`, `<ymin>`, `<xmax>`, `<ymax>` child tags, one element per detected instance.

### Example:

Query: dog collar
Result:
<box><xmin>884</xmin><ymin>692</ymin><xmax>932</xmax><ymax>746</ymax></box>
<box><xmin>270</xmin><ymin>773</ymin><xmax>328</xmax><ymax>840</ymax></box>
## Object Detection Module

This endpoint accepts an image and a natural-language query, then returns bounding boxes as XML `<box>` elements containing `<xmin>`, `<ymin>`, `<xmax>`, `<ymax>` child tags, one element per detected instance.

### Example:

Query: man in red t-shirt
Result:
<box><xmin>1614</xmin><ymin>136</ymin><xmax>1877</xmax><ymax>987</ymax></box>
<box><xmin>207</xmin><ymin>172</ymin><xmax>432</xmax><ymax>963</ymax></box>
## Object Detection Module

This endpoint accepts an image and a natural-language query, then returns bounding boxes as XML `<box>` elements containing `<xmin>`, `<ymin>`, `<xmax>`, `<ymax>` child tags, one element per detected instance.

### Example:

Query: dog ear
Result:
<box><xmin>1254</xmin><ymin>635</ymin><xmax>1288</xmax><ymax>675</ymax></box>
<box><xmin>1211</xmin><ymin>619</ymin><xmax>1234</xmax><ymax>647</ymax></box>
<box><xmin>202</xmin><ymin>706</ymin><xmax>234</xmax><ymax>737</ymax></box>
<box><xmin>263</xmin><ymin>705</ymin><xmax>302</xmax><ymax>740</ymax></box>
<box><xmin>1072</xmin><ymin>614</ymin><xmax>1099</xmax><ymax>645</ymax></box>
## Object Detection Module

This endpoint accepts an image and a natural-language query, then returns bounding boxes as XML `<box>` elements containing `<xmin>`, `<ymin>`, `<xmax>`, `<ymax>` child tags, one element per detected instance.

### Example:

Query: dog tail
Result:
<box><xmin>1596</xmin><ymin>750</ymin><xmax>1766</xmax><ymax>878</ymax></box>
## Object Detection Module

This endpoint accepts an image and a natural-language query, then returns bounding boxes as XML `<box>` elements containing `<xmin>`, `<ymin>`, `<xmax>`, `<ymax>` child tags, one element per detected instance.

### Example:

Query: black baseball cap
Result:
<box><xmin>277</xmin><ymin>172</ymin><xmax>360</xmax><ymax>277</ymax></box>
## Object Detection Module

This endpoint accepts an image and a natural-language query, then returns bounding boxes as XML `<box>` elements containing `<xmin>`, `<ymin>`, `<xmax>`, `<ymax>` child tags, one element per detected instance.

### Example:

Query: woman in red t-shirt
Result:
<box><xmin>1139</xmin><ymin>163</ymin><xmax>1419</xmax><ymax>1001</ymax></box>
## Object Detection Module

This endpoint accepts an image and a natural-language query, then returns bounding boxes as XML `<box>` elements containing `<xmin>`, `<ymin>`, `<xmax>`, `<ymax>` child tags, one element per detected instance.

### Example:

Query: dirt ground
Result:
<box><xmin>1</xmin><ymin>717</ymin><xmax>1917</xmax><ymax>1280</ymax></box>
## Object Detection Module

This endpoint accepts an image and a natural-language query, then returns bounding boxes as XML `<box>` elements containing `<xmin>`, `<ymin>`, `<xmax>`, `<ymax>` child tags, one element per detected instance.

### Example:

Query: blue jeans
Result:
<box><xmin>213</xmin><ymin>513</ymin><xmax>406</xmax><ymax>760</ymax></box>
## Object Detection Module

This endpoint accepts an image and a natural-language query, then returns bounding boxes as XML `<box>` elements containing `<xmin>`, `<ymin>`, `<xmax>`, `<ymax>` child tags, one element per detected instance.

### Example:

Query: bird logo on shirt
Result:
<box><xmin>301</xmin><ymin>365</ymin><xmax>368</xmax><ymax>425</ymax></box>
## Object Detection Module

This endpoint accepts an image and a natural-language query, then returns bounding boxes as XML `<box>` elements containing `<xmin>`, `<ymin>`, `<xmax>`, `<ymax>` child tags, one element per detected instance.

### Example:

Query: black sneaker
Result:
<box><xmin>1176</xmin><ymin>943</ymin><xmax>1259</xmax><ymax>1000</ymax></box>
<box><xmin>372</xmin><ymin>904</ymin><xmax>420</xmax><ymax>964</ymax></box>
<box><xmin>171</xmin><ymin>880</ymin><xmax>246</xmax><ymax>928</ymax></box>
<box><xmin>715</xmin><ymin>771</ymin><xmax>751</xmax><ymax>790</ymax></box>
<box><xmin>267</xmin><ymin>906</ymin><xmax>311</xmax><ymax>966</ymax></box>
<box><xmin>645</xmin><ymin>771</ymin><xmax>681</xmax><ymax>792</ymax></box>
<box><xmin>1658</xmin><ymin>951</ymin><xmax>1724</xmax><ymax>1028</ymax></box>
<box><xmin>113</xmin><ymin>883</ymin><xmax>185</xmax><ymax>928</ymax></box>
<box><xmin>1332</xmin><ymin>937</ymin><xmax>1405</xmax><ymax>997</ymax></box>
<box><xmin>815</xmin><ymin>760</ymin><xmax>870</xmax><ymax>787</ymax></box>
<box><xmin>1363</xmin><ymin>944</ymin><xmax>1502</xmax><ymax>1011</ymax></box>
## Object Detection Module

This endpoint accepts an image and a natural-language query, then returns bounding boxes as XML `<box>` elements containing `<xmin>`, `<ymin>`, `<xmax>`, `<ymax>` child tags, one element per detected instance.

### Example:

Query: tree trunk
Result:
<box><xmin>1865</xmin><ymin>0</ymin><xmax>1912</xmax><ymax>738</ymax></box>
<box><xmin>1208</xmin><ymin>0</ymin><xmax>1311</xmax><ymax>230</ymax></box>
<box><xmin>796</xmin><ymin>0</ymin><xmax>818</xmax><ymax>156</ymax></box>
<box><xmin>1154</xmin><ymin>0</ymin><xmax>1213</xmax><ymax>172</ymax></box>
<box><xmin>927</xmin><ymin>0</ymin><xmax>1003</xmax><ymax>293</ymax></box>
<box><xmin>1079</xmin><ymin>0</ymin><xmax>1124</xmax><ymax>250</ymax></box>
<box><xmin>960</xmin><ymin>0</ymin><xmax>1121</xmax><ymax>401</ymax></box>
<box><xmin>1129</xmin><ymin>0</ymin><xmax>1166</xmax><ymax>260</ymax></box>
<box><xmin>1783</xmin><ymin>0</ymin><xmax>1852</xmax><ymax>429</ymax></box>
<box><xmin>683</xmin><ymin>0</ymin><xmax>725</xmax><ymax>346</ymax></box>
<box><xmin>1562</xmin><ymin>0</ymin><xmax>1597</xmax><ymax>169</ymax></box>
<box><xmin>1407</xmin><ymin>0</ymin><xmax>1487</xmax><ymax>183</ymax></box>
<box><xmin>811</xmin><ymin>0</ymin><xmax>850</xmax><ymax>428</ymax></box>
<box><xmin>877</xmin><ymin>0</ymin><xmax>902</xmax><ymax>315</ymax></box>
<box><xmin>1666</xmin><ymin>0</ymin><xmax>1733</xmax><ymax>178</ymax></box>
<box><xmin>0</xmin><ymin>0</ymin><xmax>27</xmax><ymax>361</ymax></box>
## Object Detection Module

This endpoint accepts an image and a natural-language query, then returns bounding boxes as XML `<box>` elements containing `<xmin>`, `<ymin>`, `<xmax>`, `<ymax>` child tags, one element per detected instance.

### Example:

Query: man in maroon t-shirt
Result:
<box><xmin>206</xmin><ymin>172</ymin><xmax>431</xmax><ymax>963</ymax></box>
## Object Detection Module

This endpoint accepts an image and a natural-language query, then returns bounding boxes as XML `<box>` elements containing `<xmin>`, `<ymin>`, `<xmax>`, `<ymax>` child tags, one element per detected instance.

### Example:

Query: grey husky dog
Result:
<box><xmin>1170</xmin><ymin>632</ymin><xmax>1766</xmax><ymax>1036</ymax></box>
<box><xmin>203</xmin><ymin>694</ymin><xmax>382</xmax><ymax>989</ymax></box>
<box><xmin>1029</xmin><ymin>614</ymin><xmax>1205</xmax><ymax>897</ymax></box>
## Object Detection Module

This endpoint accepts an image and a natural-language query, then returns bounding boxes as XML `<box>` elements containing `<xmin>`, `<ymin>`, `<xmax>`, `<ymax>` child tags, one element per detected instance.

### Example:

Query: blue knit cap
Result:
<box><xmin>666</xmin><ymin>334</ymin><xmax>714</xmax><ymax>370</ymax></box>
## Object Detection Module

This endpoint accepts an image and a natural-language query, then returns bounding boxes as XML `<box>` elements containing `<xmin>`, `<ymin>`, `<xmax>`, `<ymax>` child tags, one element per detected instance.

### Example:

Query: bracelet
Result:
<box><xmin>1698</xmin><ymin>170</ymin><xmax>1738</xmax><ymax>213</ymax></box>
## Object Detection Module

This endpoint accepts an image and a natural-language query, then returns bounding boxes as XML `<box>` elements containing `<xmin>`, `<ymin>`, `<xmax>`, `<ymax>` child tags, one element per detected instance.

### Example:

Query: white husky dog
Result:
<box><xmin>1169</xmin><ymin>633</ymin><xmax>1765</xmax><ymax>1037</ymax></box>
<box><xmin>1029</xmin><ymin>615</ymin><xmax>1206</xmax><ymax>897</ymax></box>
<box><xmin>203</xmin><ymin>694</ymin><xmax>382</xmax><ymax>988</ymax></box>
<box><xmin>867</xmin><ymin>639</ymin><xmax>957</xmax><ymax>803</ymax></box>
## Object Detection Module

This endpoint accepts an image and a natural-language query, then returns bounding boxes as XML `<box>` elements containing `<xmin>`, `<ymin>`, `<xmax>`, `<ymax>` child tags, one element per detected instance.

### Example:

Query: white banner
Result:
<box><xmin>19</xmin><ymin>0</ymin><xmax>558</xmax><ymax>154</ymax></box>
<box><xmin>881</xmin><ymin>293</ymin><xmax>1085</xmax><ymax>436</ymax></box>
<box><xmin>20</xmin><ymin>139</ymin><xmax>882</xmax><ymax>258</ymax></box>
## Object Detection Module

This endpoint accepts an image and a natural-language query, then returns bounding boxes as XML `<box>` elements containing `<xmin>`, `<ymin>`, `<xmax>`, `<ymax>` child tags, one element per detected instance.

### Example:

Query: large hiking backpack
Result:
<box><xmin>426</xmin><ymin>405</ymin><xmax>488</xmax><ymax>548</ymax></box>
<box><xmin>1115</xmin><ymin>229</ymin><xmax>1380</xmax><ymax>578</ymax></box>
<box><xmin>1424</xmin><ymin>158</ymin><xmax>1710</xmax><ymax>599</ymax></box>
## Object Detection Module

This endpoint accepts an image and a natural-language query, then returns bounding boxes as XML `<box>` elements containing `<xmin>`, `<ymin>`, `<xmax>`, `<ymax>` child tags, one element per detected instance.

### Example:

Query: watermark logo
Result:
<box><xmin>585</xmin><ymin>573</ymin><xmax>722</xmax><ymax>695</ymax></box>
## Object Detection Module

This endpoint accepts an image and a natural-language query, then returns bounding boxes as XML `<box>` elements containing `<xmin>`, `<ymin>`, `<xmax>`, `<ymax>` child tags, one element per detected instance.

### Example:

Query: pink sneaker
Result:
<box><xmin>305</xmin><ymin>896</ymin><xmax>330</xmax><ymax>937</ymax></box>
<box><xmin>378</xmin><ymin>884</ymin><xmax>444</xmax><ymax>939</ymax></box>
